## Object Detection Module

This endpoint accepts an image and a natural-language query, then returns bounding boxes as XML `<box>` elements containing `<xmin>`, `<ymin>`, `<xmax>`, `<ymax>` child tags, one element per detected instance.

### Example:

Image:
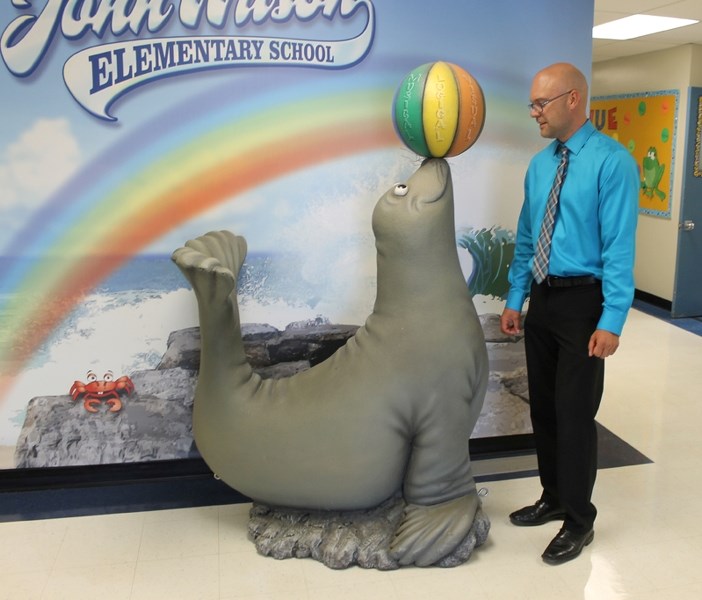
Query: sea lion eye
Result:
<box><xmin>393</xmin><ymin>184</ymin><xmax>408</xmax><ymax>197</ymax></box>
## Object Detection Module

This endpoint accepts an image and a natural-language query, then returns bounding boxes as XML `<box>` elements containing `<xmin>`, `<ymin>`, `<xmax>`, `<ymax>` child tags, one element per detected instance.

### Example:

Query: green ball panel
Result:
<box><xmin>392</xmin><ymin>63</ymin><xmax>431</xmax><ymax>157</ymax></box>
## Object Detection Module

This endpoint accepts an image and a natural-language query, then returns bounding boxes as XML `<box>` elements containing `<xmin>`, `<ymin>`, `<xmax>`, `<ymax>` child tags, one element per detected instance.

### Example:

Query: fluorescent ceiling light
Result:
<box><xmin>593</xmin><ymin>14</ymin><xmax>698</xmax><ymax>40</ymax></box>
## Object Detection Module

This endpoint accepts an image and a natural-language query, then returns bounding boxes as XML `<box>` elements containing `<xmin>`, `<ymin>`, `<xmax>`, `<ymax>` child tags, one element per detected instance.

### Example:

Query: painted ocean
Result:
<box><xmin>0</xmin><ymin>250</ymin><xmax>380</xmax><ymax>455</ymax></box>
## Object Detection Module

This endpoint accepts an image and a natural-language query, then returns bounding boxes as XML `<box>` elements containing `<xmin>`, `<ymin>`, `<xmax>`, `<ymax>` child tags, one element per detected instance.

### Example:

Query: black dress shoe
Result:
<box><xmin>509</xmin><ymin>500</ymin><xmax>566</xmax><ymax>526</ymax></box>
<box><xmin>542</xmin><ymin>527</ymin><xmax>594</xmax><ymax>565</ymax></box>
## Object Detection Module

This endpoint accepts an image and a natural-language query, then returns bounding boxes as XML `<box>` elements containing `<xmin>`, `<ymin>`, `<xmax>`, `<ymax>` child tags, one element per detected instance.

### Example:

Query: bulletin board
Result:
<box><xmin>694</xmin><ymin>95</ymin><xmax>702</xmax><ymax>178</ymax></box>
<box><xmin>591</xmin><ymin>90</ymin><xmax>678</xmax><ymax>218</ymax></box>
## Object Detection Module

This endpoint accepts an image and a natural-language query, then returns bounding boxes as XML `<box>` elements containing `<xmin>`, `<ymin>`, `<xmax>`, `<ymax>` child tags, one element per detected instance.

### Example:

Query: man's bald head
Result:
<box><xmin>530</xmin><ymin>63</ymin><xmax>589</xmax><ymax>141</ymax></box>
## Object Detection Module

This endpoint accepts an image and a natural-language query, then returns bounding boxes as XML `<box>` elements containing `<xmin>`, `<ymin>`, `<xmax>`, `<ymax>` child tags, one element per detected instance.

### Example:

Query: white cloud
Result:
<box><xmin>1</xmin><ymin>118</ymin><xmax>82</xmax><ymax>209</ymax></box>
<box><xmin>0</xmin><ymin>163</ymin><xmax>19</xmax><ymax>206</ymax></box>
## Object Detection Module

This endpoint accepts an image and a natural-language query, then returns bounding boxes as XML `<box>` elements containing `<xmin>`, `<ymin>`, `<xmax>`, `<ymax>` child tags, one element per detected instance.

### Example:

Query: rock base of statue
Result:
<box><xmin>248</xmin><ymin>495</ymin><xmax>490</xmax><ymax>570</ymax></box>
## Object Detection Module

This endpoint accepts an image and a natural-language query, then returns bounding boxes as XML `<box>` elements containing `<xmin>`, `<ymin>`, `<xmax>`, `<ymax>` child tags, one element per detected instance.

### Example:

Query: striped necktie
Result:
<box><xmin>532</xmin><ymin>144</ymin><xmax>569</xmax><ymax>284</ymax></box>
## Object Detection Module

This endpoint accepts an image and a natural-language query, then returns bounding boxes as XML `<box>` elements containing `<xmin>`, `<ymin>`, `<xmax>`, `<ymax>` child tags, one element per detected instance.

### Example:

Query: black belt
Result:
<box><xmin>544</xmin><ymin>275</ymin><xmax>600</xmax><ymax>288</ymax></box>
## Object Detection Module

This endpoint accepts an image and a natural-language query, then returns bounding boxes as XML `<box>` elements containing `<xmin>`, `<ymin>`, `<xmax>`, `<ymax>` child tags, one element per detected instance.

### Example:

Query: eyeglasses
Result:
<box><xmin>528</xmin><ymin>90</ymin><xmax>574</xmax><ymax>114</ymax></box>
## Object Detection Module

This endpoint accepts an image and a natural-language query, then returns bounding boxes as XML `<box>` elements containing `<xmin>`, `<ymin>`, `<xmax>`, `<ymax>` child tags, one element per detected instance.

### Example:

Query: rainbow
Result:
<box><xmin>0</xmin><ymin>64</ymin><xmax>532</xmax><ymax>406</ymax></box>
<box><xmin>0</xmin><ymin>73</ymin><xmax>400</xmax><ymax>402</ymax></box>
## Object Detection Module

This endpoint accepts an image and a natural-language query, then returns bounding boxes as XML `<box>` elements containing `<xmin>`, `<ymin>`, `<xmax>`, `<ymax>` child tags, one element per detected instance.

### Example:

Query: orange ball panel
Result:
<box><xmin>446</xmin><ymin>63</ymin><xmax>486</xmax><ymax>157</ymax></box>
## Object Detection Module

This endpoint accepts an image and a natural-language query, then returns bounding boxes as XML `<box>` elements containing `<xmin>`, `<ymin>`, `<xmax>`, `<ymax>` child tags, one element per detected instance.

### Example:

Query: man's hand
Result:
<box><xmin>588</xmin><ymin>329</ymin><xmax>620</xmax><ymax>358</ymax></box>
<box><xmin>500</xmin><ymin>308</ymin><xmax>522</xmax><ymax>336</ymax></box>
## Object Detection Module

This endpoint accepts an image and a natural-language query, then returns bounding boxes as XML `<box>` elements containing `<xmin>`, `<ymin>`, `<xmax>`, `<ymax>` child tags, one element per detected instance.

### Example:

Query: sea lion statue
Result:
<box><xmin>172</xmin><ymin>157</ymin><xmax>490</xmax><ymax>568</ymax></box>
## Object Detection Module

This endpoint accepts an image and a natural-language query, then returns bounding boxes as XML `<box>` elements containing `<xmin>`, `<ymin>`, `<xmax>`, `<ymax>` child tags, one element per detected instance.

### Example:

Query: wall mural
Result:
<box><xmin>0</xmin><ymin>0</ymin><xmax>594</xmax><ymax>471</ymax></box>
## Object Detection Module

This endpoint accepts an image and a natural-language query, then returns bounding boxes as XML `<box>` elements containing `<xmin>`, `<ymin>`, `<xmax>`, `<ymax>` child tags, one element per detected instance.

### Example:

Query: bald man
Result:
<box><xmin>500</xmin><ymin>63</ymin><xmax>638</xmax><ymax>565</ymax></box>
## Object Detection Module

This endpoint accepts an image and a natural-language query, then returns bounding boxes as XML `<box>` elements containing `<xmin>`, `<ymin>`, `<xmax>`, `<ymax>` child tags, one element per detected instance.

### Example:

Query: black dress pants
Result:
<box><xmin>524</xmin><ymin>280</ymin><xmax>605</xmax><ymax>534</ymax></box>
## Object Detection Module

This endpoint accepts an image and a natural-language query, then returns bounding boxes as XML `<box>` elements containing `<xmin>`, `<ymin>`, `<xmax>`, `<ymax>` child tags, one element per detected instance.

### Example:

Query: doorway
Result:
<box><xmin>672</xmin><ymin>87</ymin><xmax>702</xmax><ymax>317</ymax></box>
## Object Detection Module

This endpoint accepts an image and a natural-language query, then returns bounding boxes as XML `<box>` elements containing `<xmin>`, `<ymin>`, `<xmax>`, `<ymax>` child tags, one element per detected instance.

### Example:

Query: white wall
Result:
<box><xmin>592</xmin><ymin>44</ymin><xmax>702</xmax><ymax>302</ymax></box>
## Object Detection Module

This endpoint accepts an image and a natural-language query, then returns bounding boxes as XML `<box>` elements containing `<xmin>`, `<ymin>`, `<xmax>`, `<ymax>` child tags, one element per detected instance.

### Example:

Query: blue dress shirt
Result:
<box><xmin>506</xmin><ymin>120</ymin><xmax>639</xmax><ymax>335</ymax></box>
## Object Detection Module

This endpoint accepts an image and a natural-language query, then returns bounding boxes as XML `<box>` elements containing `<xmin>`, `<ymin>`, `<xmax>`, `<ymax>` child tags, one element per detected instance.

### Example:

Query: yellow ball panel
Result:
<box><xmin>422</xmin><ymin>61</ymin><xmax>460</xmax><ymax>158</ymax></box>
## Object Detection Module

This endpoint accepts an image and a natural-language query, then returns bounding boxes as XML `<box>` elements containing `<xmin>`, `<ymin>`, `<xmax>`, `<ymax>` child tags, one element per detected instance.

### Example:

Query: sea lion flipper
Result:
<box><xmin>389</xmin><ymin>494</ymin><xmax>479</xmax><ymax>567</ymax></box>
<box><xmin>185</xmin><ymin>230</ymin><xmax>247</xmax><ymax>273</ymax></box>
<box><xmin>172</xmin><ymin>231</ymin><xmax>247</xmax><ymax>301</ymax></box>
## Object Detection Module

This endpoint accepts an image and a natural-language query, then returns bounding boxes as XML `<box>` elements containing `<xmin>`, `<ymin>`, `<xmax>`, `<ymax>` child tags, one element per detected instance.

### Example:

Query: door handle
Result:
<box><xmin>680</xmin><ymin>220</ymin><xmax>695</xmax><ymax>231</ymax></box>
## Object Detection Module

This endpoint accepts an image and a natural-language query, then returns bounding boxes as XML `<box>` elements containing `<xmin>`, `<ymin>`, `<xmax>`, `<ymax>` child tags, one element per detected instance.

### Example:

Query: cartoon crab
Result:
<box><xmin>70</xmin><ymin>370</ymin><xmax>134</xmax><ymax>413</ymax></box>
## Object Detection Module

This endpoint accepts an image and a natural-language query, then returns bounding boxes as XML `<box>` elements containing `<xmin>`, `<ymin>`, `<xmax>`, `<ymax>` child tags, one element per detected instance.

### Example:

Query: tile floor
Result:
<box><xmin>2</xmin><ymin>307</ymin><xmax>702</xmax><ymax>599</ymax></box>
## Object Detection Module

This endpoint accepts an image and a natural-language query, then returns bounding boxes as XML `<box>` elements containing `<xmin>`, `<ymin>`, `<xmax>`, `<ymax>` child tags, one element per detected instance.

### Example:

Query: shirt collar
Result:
<box><xmin>556</xmin><ymin>119</ymin><xmax>595</xmax><ymax>156</ymax></box>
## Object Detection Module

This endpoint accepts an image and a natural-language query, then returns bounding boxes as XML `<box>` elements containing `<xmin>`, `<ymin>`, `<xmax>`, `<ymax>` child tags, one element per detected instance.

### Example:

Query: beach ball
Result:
<box><xmin>392</xmin><ymin>61</ymin><xmax>486</xmax><ymax>158</ymax></box>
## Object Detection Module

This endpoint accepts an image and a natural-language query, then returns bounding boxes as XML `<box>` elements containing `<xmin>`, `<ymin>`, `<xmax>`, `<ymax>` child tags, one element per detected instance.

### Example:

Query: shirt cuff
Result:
<box><xmin>597</xmin><ymin>309</ymin><xmax>627</xmax><ymax>336</ymax></box>
<box><xmin>505</xmin><ymin>289</ymin><xmax>527</xmax><ymax>313</ymax></box>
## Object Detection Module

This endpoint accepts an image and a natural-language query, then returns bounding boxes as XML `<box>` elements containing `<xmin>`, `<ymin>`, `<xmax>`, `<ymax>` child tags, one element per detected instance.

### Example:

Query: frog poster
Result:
<box><xmin>590</xmin><ymin>91</ymin><xmax>678</xmax><ymax>218</ymax></box>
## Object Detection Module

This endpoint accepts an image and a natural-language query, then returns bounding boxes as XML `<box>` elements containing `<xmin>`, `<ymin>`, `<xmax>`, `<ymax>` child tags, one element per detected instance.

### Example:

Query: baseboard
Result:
<box><xmin>0</xmin><ymin>435</ymin><xmax>535</xmax><ymax>495</ymax></box>
<box><xmin>634</xmin><ymin>289</ymin><xmax>671</xmax><ymax>311</ymax></box>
